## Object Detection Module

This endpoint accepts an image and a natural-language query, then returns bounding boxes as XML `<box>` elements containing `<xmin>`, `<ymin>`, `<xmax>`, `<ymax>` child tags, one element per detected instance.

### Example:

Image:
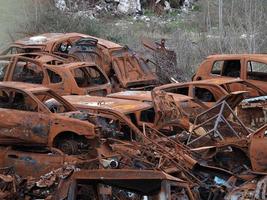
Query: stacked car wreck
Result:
<box><xmin>0</xmin><ymin>32</ymin><xmax>266</xmax><ymax>200</ymax></box>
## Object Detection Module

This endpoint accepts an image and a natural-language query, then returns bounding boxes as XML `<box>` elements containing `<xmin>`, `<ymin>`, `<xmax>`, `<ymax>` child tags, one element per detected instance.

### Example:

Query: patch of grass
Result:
<box><xmin>143</xmin><ymin>9</ymin><xmax>155</xmax><ymax>17</ymax></box>
<box><xmin>192</xmin><ymin>4</ymin><xmax>201</xmax><ymax>12</ymax></box>
<box><xmin>163</xmin><ymin>9</ymin><xmax>181</xmax><ymax>18</ymax></box>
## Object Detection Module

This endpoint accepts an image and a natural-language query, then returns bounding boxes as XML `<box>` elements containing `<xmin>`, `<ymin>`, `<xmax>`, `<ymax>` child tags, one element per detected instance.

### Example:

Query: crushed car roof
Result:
<box><xmin>157</xmin><ymin>78</ymin><xmax>253</xmax><ymax>90</ymax></box>
<box><xmin>206</xmin><ymin>54</ymin><xmax>267</xmax><ymax>61</ymax></box>
<box><xmin>63</xmin><ymin>95</ymin><xmax>152</xmax><ymax>114</ymax></box>
<box><xmin>108</xmin><ymin>90</ymin><xmax>193</xmax><ymax>102</ymax></box>
<box><xmin>14</xmin><ymin>32</ymin><xmax>122</xmax><ymax>49</ymax></box>
<box><xmin>0</xmin><ymin>54</ymin><xmax>98</xmax><ymax>69</ymax></box>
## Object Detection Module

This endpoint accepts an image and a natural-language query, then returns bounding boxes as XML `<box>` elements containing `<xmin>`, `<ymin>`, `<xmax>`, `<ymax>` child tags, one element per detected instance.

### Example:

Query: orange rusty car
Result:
<box><xmin>154</xmin><ymin>78</ymin><xmax>267</xmax><ymax>129</ymax></box>
<box><xmin>0</xmin><ymin>53</ymin><xmax>111</xmax><ymax>96</ymax></box>
<box><xmin>1</xmin><ymin>33</ymin><xmax>158</xmax><ymax>91</ymax></box>
<box><xmin>193</xmin><ymin>54</ymin><xmax>267</xmax><ymax>92</ymax></box>
<box><xmin>0</xmin><ymin>82</ymin><xmax>98</xmax><ymax>155</ymax></box>
<box><xmin>63</xmin><ymin>92</ymin><xmax>207</xmax><ymax>136</ymax></box>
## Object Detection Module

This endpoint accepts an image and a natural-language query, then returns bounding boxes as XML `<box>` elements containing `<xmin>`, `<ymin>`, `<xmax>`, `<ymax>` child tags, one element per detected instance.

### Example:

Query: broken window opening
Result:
<box><xmin>247</xmin><ymin>61</ymin><xmax>267</xmax><ymax>81</ymax></box>
<box><xmin>194</xmin><ymin>87</ymin><xmax>216</xmax><ymax>102</ymax></box>
<box><xmin>164</xmin><ymin>86</ymin><xmax>189</xmax><ymax>95</ymax></box>
<box><xmin>127</xmin><ymin>113</ymin><xmax>138</xmax><ymax>126</ymax></box>
<box><xmin>12</xmin><ymin>60</ymin><xmax>44</xmax><ymax>84</ymax></box>
<box><xmin>211</xmin><ymin>60</ymin><xmax>223</xmax><ymax>75</ymax></box>
<box><xmin>96</xmin><ymin>116</ymin><xmax>135</xmax><ymax>141</ymax></box>
<box><xmin>35</xmin><ymin>91</ymin><xmax>71</xmax><ymax>113</ymax></box>
<box><xmin>212</xmin><ymin>60</ymin><xmax>241</xmax><ymax>78</ymax></box>
<box><xmin>47</xmin><ymin>69</ymin><xmax>62</xmax><ymax>84</ymax></box>
<box><xmin>0</xmin><ymin>60</ymin><xmax>9</xmax><ymax>81</ymax></box>
<box><xmin>221</xmin><ymin>60</ymin><xmax>241</xmax><ymax>77</ymax></box>
<box><xmin>140</xmin><ymin>108</ymin><xmax>156</xmax><ymax>123</ymax></box>
<box><xmin>72</xmin><ymin>66</ymin><xmax>107</xmax><ymax>88</ymax></box>
<box><xmin>0</xmin><ymin>89</ymin><xmax>38</xmax><ymax>112</ymax></box>
<box><xmin>56</xmin><ymin>41</ymin><xmax>72</xmax><ymax>54</ymax></box>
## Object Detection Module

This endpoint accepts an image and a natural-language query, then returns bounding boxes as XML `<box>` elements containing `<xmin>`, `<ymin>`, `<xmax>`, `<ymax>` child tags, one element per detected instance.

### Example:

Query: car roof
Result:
<box><xmin>196</xmin><ymin>77</ymin><xmax>245</xmax><ymax>85</ymax></box>
<box><xmin>108</xmin><ymin>90</ymin><xmax>193</xmax><ymax>102</ymax></box>
<box><xmin>206</xmin><ymin>54</ymin><xmax>267</xmax><ymax>62</ymax></box>
<box><xmin>0</xmin><ymin>82</ymin><xmax>49</xmax><ymax>93</ymax></box>
<box><xmin>0</xmin><ymin>53</ymin><xmax>63</xmax><ymax>63</ymax></box>
<box><xmin>108</xmin><ymin>91</ymin><xmax>153</xmax><ymax>101</ymax></box>
<box><xmin>14</xmin><ymin>33</ymin><xmax>122</xmax><ymax>49</ymax></box>
<box><xmin>157</xmin><ymin>78</ymin><xmax>244</xmax><ymax>90</ymax></box>
<box><xmin>61</xmin><ymin>62</ymin><xmax>99</xmax><ymax>69</ymax></box>
<box><xmin>0</xmin><ymin>54</ymin><xmax>98</xmax><ymax>69</ymax></box>
<box><xmin>63</xmin><ymin>95</ymin><xmax>153</xmax><ymax>114</ymax></box>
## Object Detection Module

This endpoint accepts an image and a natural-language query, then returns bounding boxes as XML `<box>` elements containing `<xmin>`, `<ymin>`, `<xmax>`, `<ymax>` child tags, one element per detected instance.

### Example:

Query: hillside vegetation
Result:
<box><xmin>1</xmin><ymin>0</ymin><xmax>267</xmax><ymax>79</ymax></box>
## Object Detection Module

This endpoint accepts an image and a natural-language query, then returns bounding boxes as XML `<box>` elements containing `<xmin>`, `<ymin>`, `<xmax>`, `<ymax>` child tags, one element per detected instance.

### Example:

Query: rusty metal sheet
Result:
<box><xmin>110</xmin><ymin>47</ymin><xmax>157</xmax><ymax>89</ymax></box>
<box><xmin>151</xmin><ymin>90</ymin><xmax>190</xmax><ymax>131</ymax></box>
<box><xmin>63</xmin><ymin>95</ymin><xmax>153</xmax><ymax>114</ymax></box>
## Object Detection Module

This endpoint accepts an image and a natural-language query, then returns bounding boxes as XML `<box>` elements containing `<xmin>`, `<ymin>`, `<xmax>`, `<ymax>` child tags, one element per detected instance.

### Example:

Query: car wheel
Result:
<box><xmin>57</xmin><ymin>139</ymin><xmax>79</xmax><ymax>155</ymax></box>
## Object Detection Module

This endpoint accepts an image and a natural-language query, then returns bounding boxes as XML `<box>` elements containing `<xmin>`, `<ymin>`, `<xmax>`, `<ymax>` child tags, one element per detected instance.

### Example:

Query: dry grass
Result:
<box><xmin>7</xmin><ymin>0</ymin><xmax>267</xmax><ymax>80</ymax></box>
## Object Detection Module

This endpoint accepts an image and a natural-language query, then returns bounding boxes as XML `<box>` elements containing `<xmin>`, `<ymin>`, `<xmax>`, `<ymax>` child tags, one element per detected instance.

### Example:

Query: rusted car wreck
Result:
<box><xmin>0</xmin><ymin>53</ymin><xmax>111</xmax><ymax>96</ymax></box>
<box><xmin>0</xmin><ymin>33</ymin><xmax>266</xmax><ymax>200</ymax></box>
<box><xmin>2</xmin><ymin>33</ymin><xmax>158</xmax><ymax>91</ymax></box>
<box><xmin>0</xmin><ymin>82</ymin><xmax>99</xmax><ymax>155</ymax></box>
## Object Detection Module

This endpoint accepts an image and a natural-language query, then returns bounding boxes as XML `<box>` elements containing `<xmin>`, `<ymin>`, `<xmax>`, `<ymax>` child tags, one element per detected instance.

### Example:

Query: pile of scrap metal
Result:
<box><xmin>0</xmin><ymin>33</ymin><xmax>267</xmax><ymax>199</ymax></box>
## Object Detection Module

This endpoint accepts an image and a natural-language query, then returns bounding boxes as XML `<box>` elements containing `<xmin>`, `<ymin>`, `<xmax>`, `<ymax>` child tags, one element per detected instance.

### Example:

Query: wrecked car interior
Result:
<box><xmin>0</xmin><ymin>33</ymin><xmax>266</xmax><ymax>200</ymax></box>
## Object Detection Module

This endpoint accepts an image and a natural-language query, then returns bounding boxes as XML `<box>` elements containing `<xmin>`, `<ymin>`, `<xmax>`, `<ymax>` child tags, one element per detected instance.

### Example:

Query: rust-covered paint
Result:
<box><xmin>0</xmin><ymin>82</ymin><xmax>96</xmax><ymax>154</ymax></box>
<box><xmin>194</xmin><ymin>54</ymin><xmax>267</xmax><ymax>93</ymax></box>
<box><xmin>2</xmin><ymin>33</ymin><xmax>158</xmax><ymax>91</ymax></box>
<box><xmin>0</xmin><ymin>54</ymin><xmax>111</xmax><ymax>96</ymax></box>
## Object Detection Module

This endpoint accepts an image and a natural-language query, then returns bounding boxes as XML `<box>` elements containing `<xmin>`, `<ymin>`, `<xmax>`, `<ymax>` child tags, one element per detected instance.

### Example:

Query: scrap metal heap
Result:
<box><xmin>0</xmin><ymin>34</ymin><xmax>266</xmax><ymax>200</ymax></box>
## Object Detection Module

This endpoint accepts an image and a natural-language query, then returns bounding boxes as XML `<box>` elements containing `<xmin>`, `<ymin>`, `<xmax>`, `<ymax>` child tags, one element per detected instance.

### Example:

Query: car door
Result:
<box><xmin>1</xmin><ymin>149</ymin><xmax>68</xmax><ymax>177</ymax></box>
<box><xmin>70</xmin><ymin>65</ymin><xmax>111</xmax><ymax>96</ymax></box>
<box><xmin>45</xmin><ymin>68</ymin><xmax>67</xmax><ymax>95</ymax></box>
<box><xmin>0</xmin><ymin>88</ymin><xmax>50</xmax><ymax>145</ymax></box>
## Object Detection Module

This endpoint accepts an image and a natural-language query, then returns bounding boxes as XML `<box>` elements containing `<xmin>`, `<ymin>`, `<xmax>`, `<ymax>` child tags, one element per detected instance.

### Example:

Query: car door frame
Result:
<box><xmin>6</xmin><ymin>56</ymin><xmax>49</xmax><ymax>85</ymax></box>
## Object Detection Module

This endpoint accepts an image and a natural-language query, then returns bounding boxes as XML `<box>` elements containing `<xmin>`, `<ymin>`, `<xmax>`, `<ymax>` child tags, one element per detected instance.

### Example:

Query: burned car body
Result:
<box><xmin>154</xmin><ymin>78</ymin><xmax>267</xmax><ymax>129</ymax></box>
<box><xmin>1</xmin><ymin>33</ymin><xmax>158</xmax><ymax>91</ymax></box>
<box><xmin>107</xmin><ymin>88</ymin><xmax>216</xmax><ymax>123</ymax></box>
<box><xmin>193</xmin><ymin>54</ymin><xmax>267</xmax><ymax>93</ymax></box>
<box><xmin>0</xmin><ymin>53</ymin><xmax>111</xmax><ymax>96</ymax></box>
<box><xmin>187</xmin><ymin>120</ymin><xmax>267</xmax><ymax>174</ymax></box>
<box><xmin>0</xmin><ymin>82</ymin><xmax>97</xmax><ymax>154</ymax></box>
<box><xmin>63</xmin><ymin>94</ymin><xmax>192</xmax><ymax>136</ymax></box>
